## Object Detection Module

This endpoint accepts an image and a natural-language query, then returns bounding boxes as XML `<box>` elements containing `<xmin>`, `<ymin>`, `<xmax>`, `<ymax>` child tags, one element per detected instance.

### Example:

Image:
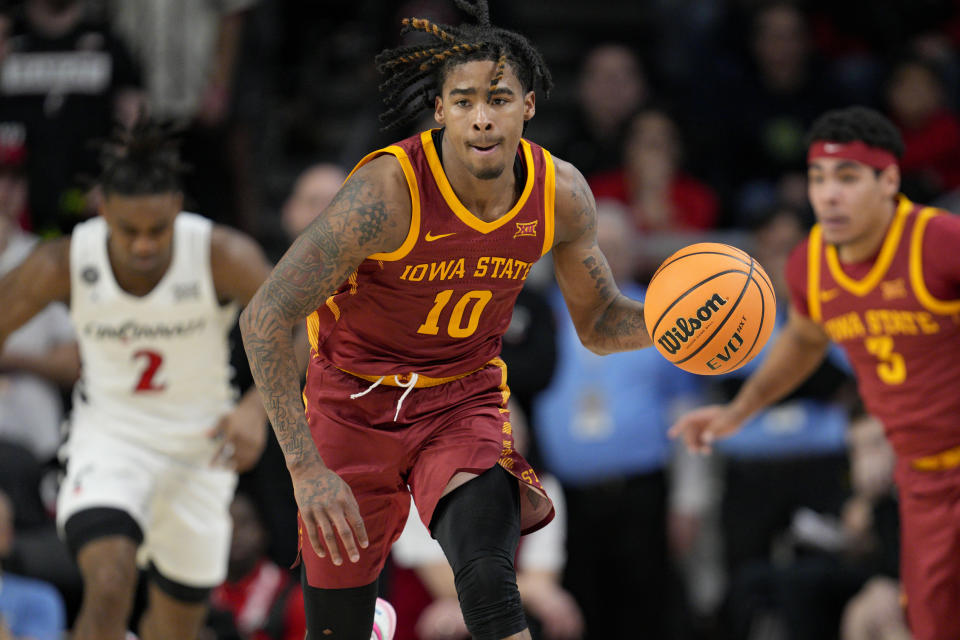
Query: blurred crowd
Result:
<box><xmin>0</xmin><ymin>0</ymin><xmax>958</xmax><ymax>638</ymax></box>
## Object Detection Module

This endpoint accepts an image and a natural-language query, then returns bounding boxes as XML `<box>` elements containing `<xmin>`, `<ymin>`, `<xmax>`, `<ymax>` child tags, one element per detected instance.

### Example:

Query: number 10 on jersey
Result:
<box><xmin>417</xmin><ymin>289</ymin><xmax>493</xmax><ymax>338</ymax></box>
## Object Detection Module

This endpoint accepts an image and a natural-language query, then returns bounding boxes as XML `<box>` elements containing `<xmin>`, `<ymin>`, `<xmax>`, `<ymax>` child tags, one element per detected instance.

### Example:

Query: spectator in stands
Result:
<box><xmin>0</xmin><ymin>0</ymin><xmax>143</xmax><ymax>235</ymax></box>
<box><xmin>588</xmin><ymin>106</ymin><xmax>719</xmax><ymax>234</ymax></box>
<box><xmin>280</xmin><ymin>163</ymin><xmax>347</xmax><ymax>241</ymax></box>
<box><xmin>0</xmin><ymin>206</ymin><xmax>78</xmax><ymax>464</ymax></box>
<box><xmin>104</xmin><ymin>0</ymin><xmax>258</xmax><ymax>231</ymax></box>
<box><xmin>885</xmin><ymin>56</ymin><xmax>960</xmax><ymax>203</ymax></box>
<box><xmin>693</xmin><ymin>2</ymin><xmax>837</xmax><ymax>224</ymax></box>
<box><xmin>533</xmin><ymin>201</ymin><xmax>703</xmax><ymax>639</ymax></box>
<box><xmin>0</xmin><ymin>163</ymin><xmax>82</xmax><ymax>621</ymax></box>
<box><xmin>724</xmin><ymin>413</ymin><xmax>902</xmax><ymax>640</ymax></box>
<box><xmin>557</xmin><ymin>43</ymin><xmax>649</xmax><ymax>177</ymax></box>
<box><xmin>713</xmin><ymin>207</ymin><xmax>855</xmax><ymax>576</ymax></box>
<box><xmin>0</xmin><ymin>489</ymin><xmax>66</xmax><ymax>640</ymax></box>
<box><xmin>207</xmin><ymin>492</ymin><xmax>306</xmax><ymax>640</ymax></box>
<box><xmin>838</xmin><ymin>414</ymin><xmax>906</xmax><ymax>640</ymax></box>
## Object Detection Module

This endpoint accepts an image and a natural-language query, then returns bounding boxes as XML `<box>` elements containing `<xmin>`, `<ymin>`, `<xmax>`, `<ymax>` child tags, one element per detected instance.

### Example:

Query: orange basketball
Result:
<box><xmin>644</xmin><ymin>242</ymin><xmax>776</xmax><ymax>375</ymax></box>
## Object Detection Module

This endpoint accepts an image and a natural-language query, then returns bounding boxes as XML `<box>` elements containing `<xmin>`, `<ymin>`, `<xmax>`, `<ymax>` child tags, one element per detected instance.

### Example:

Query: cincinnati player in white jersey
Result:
<box><xmin>0</xmin><ymin>120</ymin><xmax>273</xmax><ymax>640</ymax></box>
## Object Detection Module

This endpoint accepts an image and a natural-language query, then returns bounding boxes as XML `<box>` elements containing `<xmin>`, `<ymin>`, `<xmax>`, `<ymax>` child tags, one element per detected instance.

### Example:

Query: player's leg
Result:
<box><xmin>301</xmin><ymin>576</ymin><xmax>380</xmax><ymax>638</ymax></box>
<box><xmin>58</xmin><ymin>429</ymin><xmax>158</xmax><ymax>640</ymax></box>
<box><xmin>142</xmin><ymin>463</ymin><xmax>235</xmax><ymax>639</ymax></box>
<box><xmin>299</xmin><ymin>487</ymin><xmax>407</xmax><ymax>640</ymax></box>
<box><xmin>137</xmin><ymin>568</ymin><xmax>210</xmax><ymax>640</ymax></box>
<box><xmin>65</xmin><ymin>509</ymin><xmax>141</xmax><ymax>640</ymax></box>
<box><xmin>897</xmin><ymin>481</ymin><xmax>960</xmax><ymax>640</ymax></box>
<box><xmin>431</xmin><ymin>465</ymin><xmax>530</xmax><ymax>640</ymax></box>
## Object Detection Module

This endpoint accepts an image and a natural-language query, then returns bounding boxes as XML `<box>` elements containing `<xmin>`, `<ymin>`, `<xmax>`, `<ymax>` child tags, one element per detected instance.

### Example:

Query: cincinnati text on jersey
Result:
<box><xmin>82</xmin><ymin>318</ymin><xmax>207</xmax><ymax>341</ymax></box>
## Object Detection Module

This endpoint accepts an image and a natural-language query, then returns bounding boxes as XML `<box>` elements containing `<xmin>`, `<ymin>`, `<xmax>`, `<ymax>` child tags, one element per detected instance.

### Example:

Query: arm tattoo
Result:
<box><xmin>239</xmin><ymin>175</ymin><xmax>394</xmax><ymax>470</ymax></box>
<box><xmin>595</xmin><ymin>294</ymin><xmax>648</xmax><ymax>347</ymax></box>
<box><xmin>574</xmin><ymin>172</ymin><xmax>650</xmax><ymax>350</ymax></box>
<box><xmin>582</xmin><ymin>254</ymin><xmax>614</xmax><ymax>302</ymax></box>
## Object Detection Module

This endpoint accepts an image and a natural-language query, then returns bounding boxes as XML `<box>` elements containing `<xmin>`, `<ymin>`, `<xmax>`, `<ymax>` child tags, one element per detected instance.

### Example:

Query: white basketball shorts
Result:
<box><xmin>57</xmin><ymin>426</ymin><xmax>237</xmax><ymax>588</ymax></box>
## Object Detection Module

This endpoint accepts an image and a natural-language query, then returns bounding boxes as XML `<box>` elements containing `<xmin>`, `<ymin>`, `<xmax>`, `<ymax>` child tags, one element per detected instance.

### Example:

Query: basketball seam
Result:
<box><xmin>650</xmin><ymin>269</ymin><xmax>750</xmax><ymax>337</ymax></box>
<box><xmin>726</xmin><ymin>274</ymin><xmax>769</xmax><ymax>372</ymax></box>
<box><xmin>655</xmin><ymin>250</ymin><xmax>775</xmax><ymax>296</ymax></box>
<box><xmin>673</xmin><ymin>257</ymin><xmax>756</xmax><ymax>365</ymax></box>
<box><xmin>653</xmin><ymin>248</ymin><xmax>752</xmax><ymax>279</ymax></box>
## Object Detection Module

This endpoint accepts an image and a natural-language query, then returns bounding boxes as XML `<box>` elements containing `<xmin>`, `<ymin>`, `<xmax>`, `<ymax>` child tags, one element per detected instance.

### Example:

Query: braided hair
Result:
<box><xmin>98</xmin><ymin>118</ymin><xmax>188</xmax><ymax>196</ymax></box>
<box><xmin>375</xmin><ymin>0</ymin><xmax>553</xmax><ymax>131</ymax></box>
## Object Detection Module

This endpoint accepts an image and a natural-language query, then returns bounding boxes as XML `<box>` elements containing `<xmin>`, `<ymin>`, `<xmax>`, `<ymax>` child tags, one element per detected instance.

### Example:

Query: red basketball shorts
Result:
<box><xmin>895</xmin><ymin>458</ymin><xmax>960</xmax><ymax>640</ymax></box>
<box><xmin>298</xmin><ymin>356</ymin><xmax>554</xmax><ymax>589</ymax></box>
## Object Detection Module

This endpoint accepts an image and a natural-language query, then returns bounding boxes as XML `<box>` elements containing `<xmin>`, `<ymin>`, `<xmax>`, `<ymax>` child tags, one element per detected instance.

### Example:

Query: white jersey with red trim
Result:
<box><xmin>68</xmin><ymin>213</ymin><xmax>238</xmax><ymax>459</ymax></box>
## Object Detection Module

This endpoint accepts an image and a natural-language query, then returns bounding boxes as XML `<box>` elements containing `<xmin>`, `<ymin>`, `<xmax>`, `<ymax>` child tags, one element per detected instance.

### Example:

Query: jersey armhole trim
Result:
<box><xmin>306</xmin><ymin>310</ymin><xmax>323</xmax><ymax>353</ymax></box>
<box><xmin>347</xmin><ymin>146</ymin><xmax>420</xmax><ymax>262</ymax></box>
<box><xmin>541</xmin><ymin>149</ymin><xmax>556</xmax><ymax>257</ymax></box>
<box><xmin>909</xmin><ymin>207</ymin><xmax>960</xmax><ymax>315</ymax></box>
<box><xmin>807</xmin><ymin>225</ymin><xmax>822</xmax><ymax>323</ymax></box>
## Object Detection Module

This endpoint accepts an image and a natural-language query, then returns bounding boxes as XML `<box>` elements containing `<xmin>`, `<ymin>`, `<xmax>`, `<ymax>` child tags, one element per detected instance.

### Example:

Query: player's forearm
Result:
<box><xmin>728</xmin><ymin>329</ymin><xmax>828</xmax><ymax>423</ymax></box>
<box><xmin>239</xmin><ymin>296</ymin><xmax>324</xmax><ymax>474</ymax></box>
<box><xmin>584</xmin><ymin>294</ymin><xmax>651</xmax><ymax>354</ymax></box>
<box><xmin>0</xmin><ymin>343</ymin><xmax>80</xmax><ymax>387</ymax></box>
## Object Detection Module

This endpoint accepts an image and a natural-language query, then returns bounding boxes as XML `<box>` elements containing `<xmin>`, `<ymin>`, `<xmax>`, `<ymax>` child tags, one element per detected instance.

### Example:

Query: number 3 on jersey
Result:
<box><xmin>418</xmin><ymin>289</ymin><xmax>493</xmax><ymax>338</ymax></box>
<box><xmin>133</xmin><ymin>349</ymin><xmax>166</xmax><ymax>392</ymax></box>
<box><xmin>864</xmin><ymin>336</ymin><xmax>906</xmax><ymax>385</ymax></box>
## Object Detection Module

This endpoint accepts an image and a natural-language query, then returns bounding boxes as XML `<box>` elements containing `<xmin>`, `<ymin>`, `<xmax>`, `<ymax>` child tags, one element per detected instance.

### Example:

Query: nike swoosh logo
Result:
<box><xmin>425</xmin><ymin>231</ymin><xmax>456</xmax><ymax>242</ymax></box>
<box><xmin>820</xmin><ymin>288</ymin><xmax>839</xmax><ymax>302</ymax></box>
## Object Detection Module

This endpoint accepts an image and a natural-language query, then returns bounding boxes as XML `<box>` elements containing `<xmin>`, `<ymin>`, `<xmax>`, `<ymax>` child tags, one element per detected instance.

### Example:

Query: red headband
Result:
<box><xmin>808</xmin><ymin>140</ymin><xmax>897</xmax><ymax>170</ymax></box>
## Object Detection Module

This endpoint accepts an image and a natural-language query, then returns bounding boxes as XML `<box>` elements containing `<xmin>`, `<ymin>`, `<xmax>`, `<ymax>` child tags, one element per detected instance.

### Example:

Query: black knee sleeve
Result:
<box><xmin>63</xmin><ymin>507</ymin><xmax>143</xmax><ymax>559</ymax></box>
<box><xmin>300</xmin><ymin>570</ymin><xmax>379</xmax><ymax>639</ymax></box>
<box><xmin>431</xmin><ymin>465</ymin><xmax>527</xmax><ymax>640</ymax></box>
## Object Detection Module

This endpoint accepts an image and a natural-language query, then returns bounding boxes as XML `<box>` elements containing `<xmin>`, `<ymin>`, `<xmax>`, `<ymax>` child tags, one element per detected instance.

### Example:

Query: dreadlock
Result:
<box><xmin>375</xmin><ymin>0</ymin><xmax>553</xmax><ymax>131</ymax></box>
<box><xmin>98</xmin><ymin>118</ymin><xmax>188</xmax><ymax>196</ymax></box>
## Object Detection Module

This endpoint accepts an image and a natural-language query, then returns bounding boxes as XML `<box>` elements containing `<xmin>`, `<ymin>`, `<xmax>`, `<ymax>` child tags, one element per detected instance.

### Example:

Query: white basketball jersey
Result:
<box><xmin>69</xmin><ymin>213</ymin><xmax>238</xmax><ymax>458</ymax></box>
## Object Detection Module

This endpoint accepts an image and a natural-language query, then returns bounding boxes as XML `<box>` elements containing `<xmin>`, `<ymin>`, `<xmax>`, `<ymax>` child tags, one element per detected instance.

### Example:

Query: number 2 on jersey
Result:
<box><xmin>418</xmin><ymin>289</ymin><xmax>493</xmax><ymax>338</ymax></box>
<box><xmin>133</xmin><ymin>349</ymin><xmax>166</xmax><ymax>392</ymax></box>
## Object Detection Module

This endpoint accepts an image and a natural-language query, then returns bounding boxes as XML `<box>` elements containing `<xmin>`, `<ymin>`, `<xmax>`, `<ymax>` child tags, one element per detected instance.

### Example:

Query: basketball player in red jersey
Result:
<box><xmin>239</xmin><ymin>2</ymin><xmax>653</xmax><ymax>639</ymax></box>
<box><xmin>671</xmin><ymin>105</ymin><xmax>960</xmax><ymax>640</ymax></box>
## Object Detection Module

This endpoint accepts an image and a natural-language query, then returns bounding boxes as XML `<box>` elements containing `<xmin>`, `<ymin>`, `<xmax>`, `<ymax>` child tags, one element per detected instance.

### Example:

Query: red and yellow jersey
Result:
<box><xmin>306</xmin><ymin>129</ymin><xmax>556</xmax><ymax>380</ymax></box>
<box><xmin>786</xmin><ymin>195</ymin><xmax>960</xmax><ymax>458</ymax></box>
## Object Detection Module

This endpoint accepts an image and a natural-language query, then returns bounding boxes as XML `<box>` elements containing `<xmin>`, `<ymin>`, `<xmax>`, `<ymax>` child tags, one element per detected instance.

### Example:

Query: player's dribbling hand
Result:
<box><xmin>292</xmin><ymin>463</ymin><xmax>369</xmax><ymax>566</ymax></box>
<box><xmin>668</xmin><ymin>404</ymin><xmax>742</xmax><ymax>454</ymax></box>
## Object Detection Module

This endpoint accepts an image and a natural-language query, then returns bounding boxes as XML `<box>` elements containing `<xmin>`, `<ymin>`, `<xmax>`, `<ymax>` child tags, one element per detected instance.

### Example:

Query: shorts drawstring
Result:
<box><xmin>393</xmin><ymin>373</ymin><xmax>419</xmax><ymax>421</ymax></box>
<box><xmin>349</xmin><ymin>373</ymin><xmax>420</xmax><ymax>422</ymax></box>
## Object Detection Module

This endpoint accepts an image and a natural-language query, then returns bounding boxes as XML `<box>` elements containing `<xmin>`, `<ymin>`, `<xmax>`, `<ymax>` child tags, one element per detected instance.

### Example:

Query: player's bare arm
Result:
<box><xmin>0</xmin><ymin>238</ymin><xmax>71</xmax><ymax>350</ymax></box>
<box><xmin>207</xmin><ymin>226</ymin><xmax>276</xmax><ymax>471</ymax></box>
<box><xmin>670</xmin><ymin>307</ymin><xmax>831</xmax><ymax>453</ymax></box>
<box><xmin>551</xmin><ymin>158</ymin><xmax>651</xmax><ymax>354</ymax></box>
<box><xmin>239</xmin><ymin>155</ymin><xmax>410</xmax><ymax>564</ymax></box>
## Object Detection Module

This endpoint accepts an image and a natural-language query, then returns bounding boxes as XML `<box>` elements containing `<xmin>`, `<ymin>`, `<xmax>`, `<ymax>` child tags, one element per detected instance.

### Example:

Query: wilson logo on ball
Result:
<box><xmin>657</xmin><ymin>293</ymin><xmax>727</xmax><ymax>355</ymax></box>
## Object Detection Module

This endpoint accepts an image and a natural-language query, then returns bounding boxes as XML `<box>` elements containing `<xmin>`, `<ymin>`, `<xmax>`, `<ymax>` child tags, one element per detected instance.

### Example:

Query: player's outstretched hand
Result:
<box><xmin>291</xmin><ymin>463</ymin><xmax>369</xmax><ymax>566</ymax></box>
<box><xmin>208</xmin><ymin>400</ymin><xmax>268</xmax><ymax>471</ymax></box>
<box><xmin>668</xmin><ymin>404</ymin><xmax>743</xmax><ymax>455</ymax></box>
